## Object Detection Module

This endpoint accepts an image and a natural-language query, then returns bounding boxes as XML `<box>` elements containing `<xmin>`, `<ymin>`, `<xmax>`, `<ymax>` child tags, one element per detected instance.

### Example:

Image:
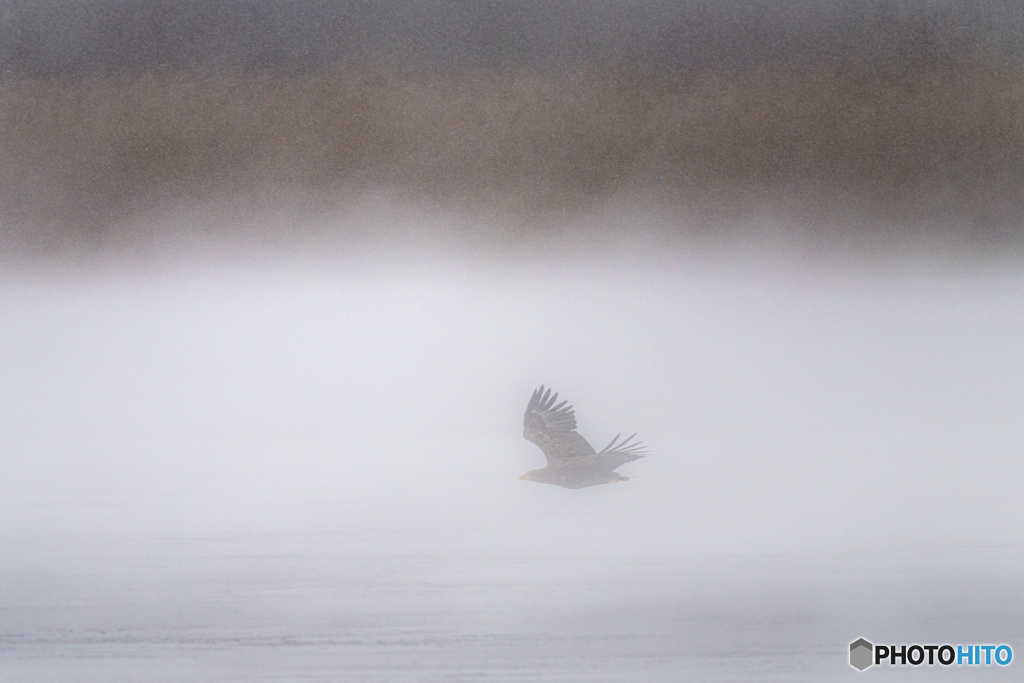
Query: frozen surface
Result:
<box><xmin>2</xmin><ymin>248</ymin><xmax>1023</xmax><ymax>681</ymax></box>
<box><xmin>3</xmin><ymin>527</ymin><xmax>1021</xmax><ymax>682</ymax></box>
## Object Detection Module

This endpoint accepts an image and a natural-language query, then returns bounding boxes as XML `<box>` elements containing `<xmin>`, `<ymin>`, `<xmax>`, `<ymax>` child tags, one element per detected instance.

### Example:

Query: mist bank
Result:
<box><xmin>4</xmin><ymin>212</ymin><xmax>1022</xmax><ymax>681</ymax></box>
<box><xmin>4</xmin><ymin>258</ymin><xmax>1023</xmax><ymax>554</ymax></box>
<box><xmin>2</xmin><ymin>60</ymin><xmax>1024</xmax><ymax>262</ymax></box>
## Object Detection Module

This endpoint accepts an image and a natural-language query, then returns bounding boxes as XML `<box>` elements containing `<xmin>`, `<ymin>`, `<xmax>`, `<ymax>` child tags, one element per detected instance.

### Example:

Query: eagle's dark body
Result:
<box><xmin>520</xmin><ymin>386</ymin><xmax>648</xmax><ymax>489</ymax></box>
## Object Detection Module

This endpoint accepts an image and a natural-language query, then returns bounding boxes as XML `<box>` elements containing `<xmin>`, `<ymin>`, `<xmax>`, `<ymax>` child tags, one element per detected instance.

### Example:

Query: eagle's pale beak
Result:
<box><xmin>519</xmin><ymin>473</ymin><xmax>527</xmax><ymax>480</ymax></box>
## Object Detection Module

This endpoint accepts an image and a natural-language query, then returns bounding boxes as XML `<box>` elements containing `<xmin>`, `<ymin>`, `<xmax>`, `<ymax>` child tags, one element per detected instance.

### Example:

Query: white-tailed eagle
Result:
<box><xmin>520</xmin><ymin>385</ymin><xmax>648</xmax><ymax>488</ymax></box>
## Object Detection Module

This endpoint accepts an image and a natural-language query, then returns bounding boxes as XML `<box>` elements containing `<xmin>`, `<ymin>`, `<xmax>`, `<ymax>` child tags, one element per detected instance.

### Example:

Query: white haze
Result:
<box><xmin>2</xmin><ymin>218</ymin><xmax>1023</xmax><ymax>681</ymax></box>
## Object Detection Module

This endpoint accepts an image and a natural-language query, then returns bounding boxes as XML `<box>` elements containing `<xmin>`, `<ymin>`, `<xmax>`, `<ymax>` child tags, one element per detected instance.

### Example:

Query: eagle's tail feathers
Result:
<box><xmin>599</xmin><ymin>432</ymin><xmax>648</xmax><ymax>456</ymax></box>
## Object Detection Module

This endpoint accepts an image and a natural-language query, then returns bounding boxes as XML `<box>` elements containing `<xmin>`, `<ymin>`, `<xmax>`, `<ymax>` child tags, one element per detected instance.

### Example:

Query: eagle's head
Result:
<box><xmin>519</xmin><ymin>468</ymin><xmax>549</xmax><ymax>483</ymax></box>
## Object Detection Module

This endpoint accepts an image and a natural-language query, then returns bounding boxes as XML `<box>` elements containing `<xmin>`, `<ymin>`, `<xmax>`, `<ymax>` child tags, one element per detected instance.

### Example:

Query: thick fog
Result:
<box><xmin>3</xmin><ymin>233</ymin><xmax>1023</xmax><ymax>680</ymax></box>
<box><xmin>4</xmin><ymin>246</ymin><xmax>1024</xmax><ymax>547</ymax></box>
<box><xmin>3</xmin><ymin>1</ymin><xmax>1024</xmax><ymax>680</ymax></box>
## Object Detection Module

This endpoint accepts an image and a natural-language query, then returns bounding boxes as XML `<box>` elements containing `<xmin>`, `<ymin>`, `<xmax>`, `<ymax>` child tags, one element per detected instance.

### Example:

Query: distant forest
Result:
<box><xmin>1</xmin><ymin>0</ymin><xmax>1023</xmax><ymax>252</ymax></box>
<box><xmin>1</xmin><ymin>0</ymin><xmax>1021</xmax><ymax>75</ymax></box>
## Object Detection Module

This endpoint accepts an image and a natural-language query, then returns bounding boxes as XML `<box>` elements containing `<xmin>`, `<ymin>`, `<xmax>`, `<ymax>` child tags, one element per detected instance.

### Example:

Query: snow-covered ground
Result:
<box><xmin>3</xmin><ymin>244</ymin><xmax>1022</xmax><ymax>680</ymax></box>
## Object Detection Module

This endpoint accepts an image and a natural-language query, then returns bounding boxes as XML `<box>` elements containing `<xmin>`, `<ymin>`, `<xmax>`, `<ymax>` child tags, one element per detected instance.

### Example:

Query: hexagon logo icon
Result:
<box><xmin>850</xmin><ymin>638</ymin><xmax>874</xmax><ymax>671</ymax></box>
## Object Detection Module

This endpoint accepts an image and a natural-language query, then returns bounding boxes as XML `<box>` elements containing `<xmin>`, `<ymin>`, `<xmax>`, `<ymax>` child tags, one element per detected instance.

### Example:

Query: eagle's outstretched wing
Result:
<box><xmin>523</xmin><ymin>385</ymin><xmax>596</xmax><ymax>463</ymax></box>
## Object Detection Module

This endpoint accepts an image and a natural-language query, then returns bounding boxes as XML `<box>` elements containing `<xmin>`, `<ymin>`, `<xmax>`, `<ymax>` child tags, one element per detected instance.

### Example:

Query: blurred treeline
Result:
<box><xmin>1</xmin><ymin>0</ymin><xmax>1023</xmax><ymax>246</ymax></box>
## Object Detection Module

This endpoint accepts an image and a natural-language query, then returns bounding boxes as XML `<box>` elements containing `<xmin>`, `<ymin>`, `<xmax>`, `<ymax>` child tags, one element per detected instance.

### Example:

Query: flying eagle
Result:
<box><xmin>519</xmin><ymin>385</ymin><xmax>648</xmax><ymax>488</ymax></box>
